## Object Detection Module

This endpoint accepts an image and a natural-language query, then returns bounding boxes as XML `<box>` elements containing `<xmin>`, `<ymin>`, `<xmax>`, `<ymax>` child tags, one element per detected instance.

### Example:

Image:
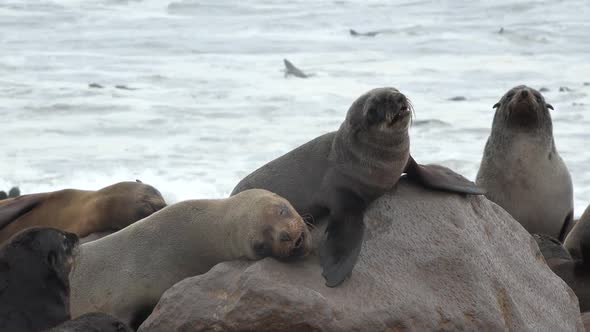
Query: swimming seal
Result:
<box><xmin>70</xmin><ymin>189</ymin><xmax>312</xmax><ymax>329</ymax></box>
<box><xmin>0</xmin><ymin>227</ymin><xmax>79</xmax><ymax>332</ymax></box>
<box><xmin>0</xmin><ymin>181</ymin><xmax>166</xmax><ymax>245</ymax></box>
<box><xmin>47</xmin><ymin>313</ymin><xmax>132</xmax><ymax>332</ymax></box>
<box><xmin>231</xmin><ymin>87</ymin><xmax>484</xmax><ymax>287</ymax></box>
<box><xmin>476</xmin><ymin>85</ymin><xmax>573</xmax><ymax>241</ymax></box>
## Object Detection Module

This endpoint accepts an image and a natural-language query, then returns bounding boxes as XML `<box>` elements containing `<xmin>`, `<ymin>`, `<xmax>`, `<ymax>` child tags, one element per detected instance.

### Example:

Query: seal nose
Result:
<box><xmin>520</xmin><ymin>90</ymin><xmax>529</xmax><ymax>98</ymax></box>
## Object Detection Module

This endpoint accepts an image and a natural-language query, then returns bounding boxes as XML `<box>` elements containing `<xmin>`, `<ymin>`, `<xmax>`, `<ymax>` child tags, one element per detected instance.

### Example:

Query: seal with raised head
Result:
<box><xmin>48</xmin><ymin>312</ymin><xmax>132</xmax><ymax>332</ymax></box>
<box><xmin>70</xmin><ymin>189</ymin><xmax>312</xmax><ymax>329</ymax></box>
<box><xmin>0</xmin><ymin>181</ymin><xmax>166</xmax><ymax>245</ymax></box>
<box><xmin>231</xmin><ymin>87</ymin><xmax>485</xmax><ymax>287</ymax></box>
<box><xmin>0</xmin><ymin>227</ymin><xmax>79</xmax><ymax>332</ymax></box>
<box><xmin>476</xmin><ymin>85</ymin><xmax>573</xmax><ymax>241</ymax></box>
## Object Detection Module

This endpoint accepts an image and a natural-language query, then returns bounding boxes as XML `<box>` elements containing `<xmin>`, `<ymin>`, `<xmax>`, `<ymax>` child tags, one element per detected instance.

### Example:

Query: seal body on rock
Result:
<box><xmin>476</xmin><ymin>85</ymin><xmax>573</xmax><ymax>241</ymax></box>
<box><xmin>70</xmin><ymin>189</ymin><xmax>312</xmax><ymax>330</ymax></box>
<box><xmin>48</xmin><ymin>313</ymin><xmax>132</xmax><ymax>332</ymax></box>
<box><xmin>0</xmin><ymin>227</ymin><xmax>79</xmax><ymax>332</ymax></box>
<box><xmin>0</xmin><ymin>181</ymin><xmax>166</xmax><ymax>245</ymax></box>
<box><xmin>232</xmin><ymin>87</ymin><xmax>484</xmax><ymax>287</ymax></box>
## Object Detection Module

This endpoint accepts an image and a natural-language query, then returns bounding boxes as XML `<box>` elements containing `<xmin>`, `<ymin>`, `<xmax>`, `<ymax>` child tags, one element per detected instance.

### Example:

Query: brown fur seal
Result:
<box><xmin>48</xmin><ymin>313</ymin><xmax>132</xmax><ymax>332</ymax></box>
<box><xmin>565</xmin><ymin>205</ymin><xmax>590</xmax><ymax>260</ymax></box>
<box><xmin>533</xmin><ymin>232</ymin><xmax>590</xmax><ymax>312</ymax></box>
<box><xmin>0</xmin><ymin>181</ymin><xmax>166</xmax><ymax>245</ymax></box>
<box><xmin>70</xmin><ymin>189</ymin><xmax>312</xmax><ymax>329</ymax></box>
<box><xmin>231</xmin><ymin>87</ymin><xmax>485</xmax><ymax>287</ymax></box>
<box><xmin>476</xmin><ymin>85</ymin><xmax>573</xmax><ymax>241</ymax></box>
<box><xmin>0</xmin><ymin>227</ymin><xmax>79</xmax><ymax>332</ymax></box>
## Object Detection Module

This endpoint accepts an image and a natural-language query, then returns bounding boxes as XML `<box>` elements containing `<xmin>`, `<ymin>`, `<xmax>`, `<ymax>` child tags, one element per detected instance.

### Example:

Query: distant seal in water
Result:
<box><xmin>48</xmin><ymin>313</ymin><xmax>132</xmax><ymax>332</ymax></box>
<box><xmin>231</xmin><ymin>87</ymin><xmax>485</xmax><ymax>287</ymax></box>
<box><xmin>0</xmin><ymin>181</ymin><xmax>166</xmax><ymax>245</ymax></box>
<box><xmin>283</xmin><ymin>59</ymin><xmax>311</xmax><ymax>78</ymax></box>
<box><xmin>70</xmin><ymin>189</ymin><xmax>312</xmax><ymax>329</ymax></box>
<box><xmin>476</xmin><ymin>85</ymin><xmax>573</xmax><ymax>241</ymax></box>
<box><xmin>0</xmin><ymin>227</ymin><xmax>79</xmax><ymax>332</ymax></box>
<box><xmin>534</xmin><ymin>231</ymin><xmax>590</xmax><ymax>312</ymax></box>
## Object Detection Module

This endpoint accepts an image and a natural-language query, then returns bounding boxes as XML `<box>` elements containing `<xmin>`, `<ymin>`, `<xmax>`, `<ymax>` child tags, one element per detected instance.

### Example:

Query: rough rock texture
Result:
<box><xmin>140</xmin><ymin>178</ymin><xmax>583</xmax><ymax>332</ymax></box>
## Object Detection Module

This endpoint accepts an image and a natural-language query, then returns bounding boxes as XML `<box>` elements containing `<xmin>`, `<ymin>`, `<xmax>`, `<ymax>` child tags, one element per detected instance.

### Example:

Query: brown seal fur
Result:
<box><xmin>70</xmin><ymin>189</ymin><xmax>312</xmax><ymax>329</ymax></box>
<box><xmin>476</xmin><ymin>85</ymin><xmax>573</xmax><ymax>241</ymax></box>
<box><xmin>0</xmin><ymin>227</ymin><xmax>79</xmax><ymax>332</ymax></box>
<box><xmin>231</xmin><ymin>87</ymin><xmax>484</xmax><ymax>287</ymax></box>
<box><xmin>0</xmin><ymin>181</ymin><xmax>166</xmax><ymax>245</ymax></box>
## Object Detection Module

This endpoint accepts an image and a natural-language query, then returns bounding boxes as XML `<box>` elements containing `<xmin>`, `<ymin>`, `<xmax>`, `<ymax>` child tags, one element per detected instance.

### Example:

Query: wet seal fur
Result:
<box><xmin>48</xmin><ymin>312</ymin><xmax>132</xmax><ymax>332</ymax></box>
<box><xmin>0</xmin><ymin>181</ymin><xmax>166</xmax><ymax>245</ymax></box>
<box><xmin>476</xmin><ymin>85</ymin><xmax>573</xmax><ymax>241</ymax></box>
<box><xmin>70</xmin><ymin>189</ymin><xmax>312</xmax><ymax>330</ymax></box>
<box><xmin>231</xmin><ymin>87</ymin><xmax>484</xmax><ymax>287</ymax></box>
<box><xmin>0</xmin><ymin>227</ymin><xmax>79</xmax><ymax>332</ymax></box>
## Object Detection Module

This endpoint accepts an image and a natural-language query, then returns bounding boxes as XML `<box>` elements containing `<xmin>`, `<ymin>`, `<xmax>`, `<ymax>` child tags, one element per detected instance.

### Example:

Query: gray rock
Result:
<box><xmin>140</xmin><ymin>179</ymin><xmax>583</xmax><ymax>332</ymax></box>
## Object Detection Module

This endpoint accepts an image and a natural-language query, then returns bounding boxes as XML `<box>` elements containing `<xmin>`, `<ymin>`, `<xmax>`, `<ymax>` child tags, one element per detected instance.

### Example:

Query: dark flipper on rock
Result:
<box><xmin>404</xmin><ymin>155</ymin><xmax>485</xmax><ymax>195</ymax></box>
<box><xmin>0</xmin><ymin>194</ymin><xmax>45</xmax><ymax>230</ymax></box>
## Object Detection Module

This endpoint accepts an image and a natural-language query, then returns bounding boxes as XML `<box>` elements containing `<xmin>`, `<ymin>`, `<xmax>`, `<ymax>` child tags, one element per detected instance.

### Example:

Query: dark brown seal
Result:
<box><xmin>0</xmin><ymin>181</ymin><xmax>166</xmax><ymax>245</ymax></box>
<box><xmin>231</xmin><ymin>87</ymin><xmax>484</xmax><ymax>287</ymax></box>
<box><xmin>476</xmin><ymin>85</ymin><xmax>573</xmax><ymax>241</ymax></box>
<box><xmin>0</xmin><ymin>227</ymin><xmax>79</xmax><ymax>332</ymax></box>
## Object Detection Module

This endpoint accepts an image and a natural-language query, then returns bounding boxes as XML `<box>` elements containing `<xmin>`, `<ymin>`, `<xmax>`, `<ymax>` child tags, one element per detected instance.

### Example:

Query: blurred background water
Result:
<box><xmin>1</xmin><ymin>0</ymin><xmax>589</xmax><ymax>215</ymax></box>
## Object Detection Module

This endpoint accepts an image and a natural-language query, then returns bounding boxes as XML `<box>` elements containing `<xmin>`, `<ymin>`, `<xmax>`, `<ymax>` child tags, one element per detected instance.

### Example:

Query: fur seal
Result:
<box><xmin>476</xmin><ymin>85</ymin><xmax>573</xmax><ymax>241</ymax></box>
<box><xmin>48</xmin><ymin>313</ymin><xmax>132</xmax><ymax>332</ymax></box>
<box><xmin>70</xmin><ymin>189</ymin><xmax>312</xmax><ymax>329</ymax></box>
<box><xmin>533</xmin><ymin>232</ymin><xmax>590</xmax><ymax>312</ymax></box>
<box><xmin>0</xmin><ymin>227</ymin><xmax>79</xmax><ymax>332</ymax></box>
<box><xmin>0</xmin><ymin>181</ymin><xmax>166</xmax><ymax>245</ymax></box>
<box><xmin>283</xmin><ymin>59</ymin><xmax>311</xmax><ymax>78</ymax></box>
<box><xmin>231</xmin><ymin>87</ymin><xmax>485</xmax><ymax>287</ymax></box>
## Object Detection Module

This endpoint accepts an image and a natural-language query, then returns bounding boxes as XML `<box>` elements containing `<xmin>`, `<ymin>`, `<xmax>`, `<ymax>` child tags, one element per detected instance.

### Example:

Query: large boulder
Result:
<box><xmin>139</xmin><ymin>179</ymin><xmax>583</xmax><ymax>331</ymax></box>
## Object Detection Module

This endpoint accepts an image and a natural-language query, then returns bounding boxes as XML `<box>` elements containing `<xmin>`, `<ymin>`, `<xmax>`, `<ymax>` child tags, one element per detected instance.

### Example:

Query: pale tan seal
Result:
<box><xmin>0</xmin><ymin>181</ymin><xmax>166</xmax><ymax>245</ymax></box>
<box><xmin>69</xmin><ymin>189</ymin><xmax>312</xmax><ymax>330</ymax></box>
<box><xmin>476</xmin><ymin>85</ymin><xmax>573</xmax><ymax>241</ymax></box>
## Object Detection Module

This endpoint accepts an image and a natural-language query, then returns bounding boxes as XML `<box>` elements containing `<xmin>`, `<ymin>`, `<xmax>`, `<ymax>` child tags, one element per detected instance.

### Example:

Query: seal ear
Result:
<box><xmin>493</xmin><ymin>102</ymin><xmax>500</xmax><ymax>109</ymax></box>
<box><xmin>547</xmin><ymin>104</ymin><xmax>554</xmax><ymax>110</ymax></box>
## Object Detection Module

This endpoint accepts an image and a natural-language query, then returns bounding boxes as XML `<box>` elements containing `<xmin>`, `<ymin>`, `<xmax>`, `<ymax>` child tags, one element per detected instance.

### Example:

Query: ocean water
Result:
<box><xmin>1</xmin><ymin>0</ymin><xmax>589</xmax><ymax>216</ymax></box>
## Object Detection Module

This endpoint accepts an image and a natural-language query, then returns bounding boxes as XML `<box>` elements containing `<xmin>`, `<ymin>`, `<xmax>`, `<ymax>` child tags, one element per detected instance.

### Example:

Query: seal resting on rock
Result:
<box><xmin>0</xmin><ymin>181</ymin><xmax>166</xmax><ymax>245</ymax></box>
<box><xmin>232</xmin><ymin>87</ymin><xmax>485</xmax><ymax>287</ymax></box>
<box><xmin>48</xmin><ymin>313</ymin><xmax>132</xmax><ymax>332</ymax></box>
<box><xmin>70</xmin><ymin>188</ymin><xmax>312</xmax><ymax>330</ymax></box>
<box><xmin>476</xmin><ymin>85</ymin><xmax>573</xmax><ymax>241</ymax></box>
<box><xmin>0</xmin><ymin>227</ymin><xmax>79</xmax><ymax>332</ymax></box>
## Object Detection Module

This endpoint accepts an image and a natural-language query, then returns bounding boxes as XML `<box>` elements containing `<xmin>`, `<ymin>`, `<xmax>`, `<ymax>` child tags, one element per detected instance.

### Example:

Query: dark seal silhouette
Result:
<box><xmin>232</xmin><ymin>87</ymin><xmax>484</xmax><ymax>287</ymax></box>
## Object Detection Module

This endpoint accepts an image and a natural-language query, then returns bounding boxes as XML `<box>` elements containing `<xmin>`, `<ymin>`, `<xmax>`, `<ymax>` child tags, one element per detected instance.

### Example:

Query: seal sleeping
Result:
<box><xmin>0</xmin><ymin>181</ymin><xmax>166</xmax><ymax>245</ymax></box>
<box><xmin>70</xmin><ymin>189</ymin><xmax>312</xmax><ymax>329</ymax></box>
<box><xmin>0</xmin><ymin>227</ymin><xmax>79</xmax><ymax>332</ymax></box>
<box><xmin>476</xmin><ymin>85</ymin><xmax>573</xmax><ymax>241</ymax></box>
<box><xmin>232</xmin><ymin>87</ymin><xmax>485</xmax><ymax>287</ymax></box>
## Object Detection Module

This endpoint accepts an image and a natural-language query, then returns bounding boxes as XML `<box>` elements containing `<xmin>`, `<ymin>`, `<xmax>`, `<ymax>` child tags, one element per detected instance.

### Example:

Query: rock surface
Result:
<box><xmin>140</xmin><ymin>178</ymin><xmax>583</xmax><ymax>332</ymax></box>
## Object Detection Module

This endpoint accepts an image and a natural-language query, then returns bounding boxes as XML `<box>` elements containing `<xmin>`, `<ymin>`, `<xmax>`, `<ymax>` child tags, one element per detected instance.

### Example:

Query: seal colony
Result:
<box><xmin>70</xmin><ymin>189</ymin><xmax>311</xmax><ymax>329</ymax></box>
<box><xmin>0</xmin><ymin>181</ymin><xmax>166</xmax><ymax>245</ymax></box>
<box><xmin>232</xmin><ymin>87</ymin><xmax>485</xmax><ymax>287</ymax></box>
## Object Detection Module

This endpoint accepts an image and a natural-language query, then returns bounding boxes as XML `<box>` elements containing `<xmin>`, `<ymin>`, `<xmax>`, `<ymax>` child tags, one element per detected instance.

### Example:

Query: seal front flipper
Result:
<box><xmin>0</xmin><ymin>194</ymin><xmax>45</xmax><ymax>229</ymax></box>
<box><xmin>320</xmin><ymin>213</ymin><xmax>365</xmax><ymax>287</ymax></box>
<box><xmin>404</xmin><ymin>155</ymin><xmax>485</xmax><ymax>195</ymax></box>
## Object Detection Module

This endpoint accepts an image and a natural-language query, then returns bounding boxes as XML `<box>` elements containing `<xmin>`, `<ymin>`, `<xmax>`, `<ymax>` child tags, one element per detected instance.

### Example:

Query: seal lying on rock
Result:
<box><xmin>476</xmin><ymin>85</ymin><xmax>573</xmax><ymax>241</ymax></box>
<box><xmin>232</xmin><ymin>87</ymin><xmax>484</xmax><ymax>287</ymax></box>
<box><xmin>0</xmin><ymin>227</ymin><xmax>79</xmax><ymax>332</ymax></box>
<box><xmin>0</xmin><ymin>181</ymin><xmax>166</xmax><ymax>245</ymax></box>
<box><xmin>70</xmin><ymin>189</ymin><xmax>312</xmax><ymax>330</ymax></box>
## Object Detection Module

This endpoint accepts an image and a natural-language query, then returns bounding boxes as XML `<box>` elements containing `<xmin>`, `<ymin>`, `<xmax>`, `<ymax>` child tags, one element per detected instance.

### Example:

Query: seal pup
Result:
<box><xmin>534</xmin><ymin>232</ymin><xmax>590</xmax><ymax>312</ymax></box>
<box><xmin>0</xmin><ymin>227</ymin><xmax>79</xmax><ymax>332</ymax></box>
<box><xmin>48</xmin><ymin>313</ymin><xmax>132</xmax><ymax>332</ymax></box>
<box><xmin>232</xmin><ymin>87</ymin><xmax>485</xmax><ymax>287</ymax></box>
<box><xmin>476</xmin><ymin>85</ymin><xmax>573</xmax><ymax>241</ymax></box>
<box><xmin>283</xmin><ymin>59</ymin><xmax>311</xmax><ymax>78</ymax></box>
<box><xmin>70</xmin><ymin>189</ymin><xmax>312</xmax><ymax>329</ymax></box>
<box><xmin>0</xmin><ymin>181</ymin><xmax>166</xmax><ymax>244</ymax></box>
